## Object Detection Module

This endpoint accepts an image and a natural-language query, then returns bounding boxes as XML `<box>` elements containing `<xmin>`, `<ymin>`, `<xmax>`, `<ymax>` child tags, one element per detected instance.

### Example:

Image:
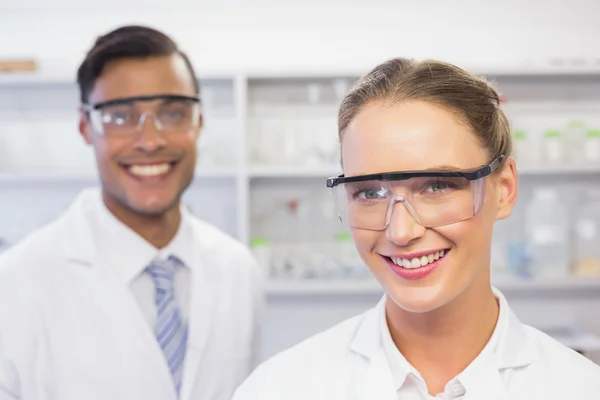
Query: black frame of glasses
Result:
<box><xmin>326</xmin><ymin>155</ymin><xmax>505</xmax><ymax>188</ymax></box>
<box><xmin>82</xmin><ymin>94</ymin><xmax>201</xmax><ymax>111</ymax></box>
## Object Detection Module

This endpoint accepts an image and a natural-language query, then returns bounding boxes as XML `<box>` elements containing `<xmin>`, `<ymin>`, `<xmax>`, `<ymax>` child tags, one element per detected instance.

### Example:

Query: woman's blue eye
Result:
<box><xmin>353</xmin><ymin>188</ymin><xmax>385</xmax><ymax>200</ymax></box>
<box><xmin>429</xmin><ymin>181</ymin><xmax>450</xmax><ymax>191</ymax></box>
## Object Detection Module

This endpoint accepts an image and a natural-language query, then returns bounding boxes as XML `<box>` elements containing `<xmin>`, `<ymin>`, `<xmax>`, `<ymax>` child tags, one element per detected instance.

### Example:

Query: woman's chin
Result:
<box><xmin>385</xmin><ymin>284</ymin><xmax>451</xmax><ymax>314</ymax></box>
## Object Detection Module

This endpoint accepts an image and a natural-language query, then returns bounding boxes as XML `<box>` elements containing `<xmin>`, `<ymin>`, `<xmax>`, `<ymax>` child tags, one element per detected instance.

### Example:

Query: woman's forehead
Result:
<box><xmin>340</xmin><ymin>101</ymin><xmax>486</xmax><ymax>175</ymax></box>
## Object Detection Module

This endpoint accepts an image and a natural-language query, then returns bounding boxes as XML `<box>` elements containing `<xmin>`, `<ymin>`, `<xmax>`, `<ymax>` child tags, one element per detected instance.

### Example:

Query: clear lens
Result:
<box><xmin>332</xmin><ymin>175</ymin><xmax>487</xmax><ymax>230</ymax></box>
<box><xmin>90</xmin><ymin>100</ymin><xmax>200</xmax><ymax>135</ymax></box>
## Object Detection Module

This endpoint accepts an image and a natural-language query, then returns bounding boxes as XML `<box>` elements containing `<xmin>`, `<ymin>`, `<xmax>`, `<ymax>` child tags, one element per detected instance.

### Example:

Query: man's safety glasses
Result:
<box><xmin>326</xmin><ymin>156</ymin><xmax>504</xmax><ymax>230</ymax></box>
<box><xmin>82</xmin><ymin>94</ymin><xmax>201</xmax><ymax>136</ymax></box>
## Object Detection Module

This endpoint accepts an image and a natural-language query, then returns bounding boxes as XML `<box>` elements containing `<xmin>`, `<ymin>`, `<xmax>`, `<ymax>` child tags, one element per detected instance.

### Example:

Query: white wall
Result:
<box><xmin>1</xmin><ymin>0</ymin><xmax>600</xmax><ymax>76</ymax></box>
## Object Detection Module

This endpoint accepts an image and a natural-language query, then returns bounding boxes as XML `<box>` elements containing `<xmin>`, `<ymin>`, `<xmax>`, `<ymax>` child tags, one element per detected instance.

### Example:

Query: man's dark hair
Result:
<box><xmin>76</xmin><ymin>25</ymin><xmax>200</xmax><ymax>104</ymax></box>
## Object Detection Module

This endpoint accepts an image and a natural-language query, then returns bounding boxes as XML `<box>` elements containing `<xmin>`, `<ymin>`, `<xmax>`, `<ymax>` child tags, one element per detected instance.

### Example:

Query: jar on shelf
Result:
<box><xmin>574</xmin><ymin>189</ymin><xmax>600</xmax><ymax>277</ymax></box>
<box><xmin>542</xmin><ymin>129</ymin><xmax>567</xmax><ymax>164</ymax></box>
<box><xmin>250</xmin><ymin>237</ymin><xmax>272</xmax><ymax>277</ymax></box>
<box><xmin>583</xmin><ymin>129</ymin><xmax>600</xmax><ymax>164</ymax></box>
<box><xmin>512</xmin><ymin>130</ymin><xmax>537</xmax><ymax>166</ymax></box>
<box><xmin>565</xmin><ymin>120</ymin><xmax>586</xmax><ymax>164</ymax></box>
<box><xmin>334</xmin><ymin>232</ymin><xmax>367</xmax><ymax>279</ymax></box>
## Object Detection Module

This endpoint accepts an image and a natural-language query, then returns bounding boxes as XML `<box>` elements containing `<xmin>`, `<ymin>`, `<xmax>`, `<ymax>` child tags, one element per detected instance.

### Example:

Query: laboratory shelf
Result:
<box><xmin>247</xmin><ymin>165</ymin><xmax>342</xmax><ymax>179</ymax></box>
<box><xmin>4</xmin><ymin>164</ymin><xmax>594</xmax><ymax>183</ymax></box>
<box><xmin>265</xmin><ymin>279</ymin><xmax>382</xmax><ymax>296</ymax></box>
<box><xmin>245</xmin><ymin>164</ymin><xmax>599</xmax><ymax>180</ymax></box>
<box><xmin>0</xmin><ymin>69</ymin><xmax>238</xmax><ymax>87</ymax></box>
<box><xmin>265</xmin><ymin>277</ymin><xmax>600</xmax><ymax>296</ymax></box>
<box><xmin>0</xmin><ymin>167</ymin><xmax>238</xmax><ymax>183</ymax></box>
<box><xmin>494</xmin><ymin>276</ymin><xmax>600</xmax><ymax>291</ymax></box>
<box><xmin>518</xmin><ymin>164</ymin><xmax>600</xmax><ymax>176</ymax></box>
<box><xmin>245</xmin><ymin>64</ymin><xmax>600</xmax><ymax>80</ymax></box>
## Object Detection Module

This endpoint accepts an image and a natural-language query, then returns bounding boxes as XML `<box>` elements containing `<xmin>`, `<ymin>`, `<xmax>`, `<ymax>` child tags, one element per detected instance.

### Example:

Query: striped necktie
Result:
<box><xmin>146</xmin><ymin>256</ymin><xmax>187</xmax><ymax>396</ymax></box>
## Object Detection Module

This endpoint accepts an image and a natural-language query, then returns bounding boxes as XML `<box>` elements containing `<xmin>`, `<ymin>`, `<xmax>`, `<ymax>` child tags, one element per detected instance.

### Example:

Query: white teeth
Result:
<box><xmin>391</xmin><ymin>250</ymin><xmax>448</xmax><ymax>269</ymax></box>
<box><xmin>129</xmin><ymin>163</ymin><xmax>171</xmax><ymax>177</ymax></box>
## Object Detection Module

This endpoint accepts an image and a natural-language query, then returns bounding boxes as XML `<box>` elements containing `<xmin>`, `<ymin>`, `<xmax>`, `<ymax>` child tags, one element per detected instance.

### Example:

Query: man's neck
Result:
<box><xmin>102</xmin><ymin>194</ymin><xmax>182</xmax><ymax>249</ymax></box>
<box><xmin>385</xmin><ymin>278</ymin><xmax>499</xmax><ymax>394</ymax></box>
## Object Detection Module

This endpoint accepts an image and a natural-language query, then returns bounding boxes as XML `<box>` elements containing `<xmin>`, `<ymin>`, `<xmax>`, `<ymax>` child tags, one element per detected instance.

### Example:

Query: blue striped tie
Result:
<box><xmin>146</xmin><ymin>256</ymin><xmax>187</xmax><ymax>396</ymax></box>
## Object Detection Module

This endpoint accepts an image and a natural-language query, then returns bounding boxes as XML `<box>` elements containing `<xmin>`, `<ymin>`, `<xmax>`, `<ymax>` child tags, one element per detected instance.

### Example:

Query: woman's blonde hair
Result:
<box><xmin>338</xmin><ymin>58</ymin><xmax>512</xmax><ymax>168</ymax></box>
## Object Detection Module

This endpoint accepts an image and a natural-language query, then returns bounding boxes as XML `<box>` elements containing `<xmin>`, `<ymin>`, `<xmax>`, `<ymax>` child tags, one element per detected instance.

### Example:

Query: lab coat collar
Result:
<box><xmin>490</xmin><ymin>287</ymin><xmax>537</xmax><ymax>369</ymax></box>
<box><xmin>349</xmin><ymin>295</ymin><xmax>386</xmax><ymax>359</ymax></box>
<box><xmin>349</xmin><ymin>288</ymin><xmax>536</xmax><ymax>399</ymax></box>
<box><xmin>62</xmin><ymin>188</ymin><xmax>194</xmax><ymax>279</ymax></box>
<box><xmin>60</xmin><ymin>189</ymin><xmax>99</xmax><ymax>266</ymax></box>
<box><xmin>58</xmin><ymin>188</ymin><xmax>217</xmax><ymax>400</ymax></box>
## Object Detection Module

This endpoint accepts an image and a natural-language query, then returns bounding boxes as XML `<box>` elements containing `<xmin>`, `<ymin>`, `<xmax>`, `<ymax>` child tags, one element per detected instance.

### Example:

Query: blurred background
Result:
<box><xmin>1</xmin><ymin>0</ymin><xmax>600</xmax><ymax>363</ymax></box>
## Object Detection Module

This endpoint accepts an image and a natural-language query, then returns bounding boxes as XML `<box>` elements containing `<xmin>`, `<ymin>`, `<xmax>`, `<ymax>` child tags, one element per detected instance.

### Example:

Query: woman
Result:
<box><xmin>233</xmin><ymin>58</ymin><xmax>600</xmax><ymax>399</ymax></box>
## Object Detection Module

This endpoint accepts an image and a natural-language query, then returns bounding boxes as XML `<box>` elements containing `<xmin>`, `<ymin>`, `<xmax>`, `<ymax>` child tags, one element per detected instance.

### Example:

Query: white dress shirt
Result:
<box><xmin>380</xmin><ymin>294</ymin><xmax>504</xmax><ymax>399</ymax></box>
<box><xmin>91</xmin><ymin>194</ymin><xmax>192</xmax><ymax>328</ymax></box>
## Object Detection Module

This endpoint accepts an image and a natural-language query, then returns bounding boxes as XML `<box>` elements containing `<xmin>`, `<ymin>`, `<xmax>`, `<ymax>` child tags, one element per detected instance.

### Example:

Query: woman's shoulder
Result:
<box><xmin>232</xmin><ymin>310</ymin><xmax>372</xmax><ymax>399</ymax></box>
<box><xmin>520</xmin><ymin>324</ymin><xmax>600</xmax><ymax>392</ymax></box>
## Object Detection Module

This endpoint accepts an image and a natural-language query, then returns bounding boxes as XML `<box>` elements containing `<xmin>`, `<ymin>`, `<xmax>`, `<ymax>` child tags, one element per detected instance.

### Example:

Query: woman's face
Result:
<box><xmin>341</xmin><ymin>100</ymin><xmax>517</xmax><ymax>313</ymax></box>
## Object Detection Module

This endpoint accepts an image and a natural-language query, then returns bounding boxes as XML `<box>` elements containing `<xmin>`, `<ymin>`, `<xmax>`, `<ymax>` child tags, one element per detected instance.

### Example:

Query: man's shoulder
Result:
<box><xmin>0</xmin><ymin>218</ymin><xmax>64</xmax><ymax>273</ymax></box>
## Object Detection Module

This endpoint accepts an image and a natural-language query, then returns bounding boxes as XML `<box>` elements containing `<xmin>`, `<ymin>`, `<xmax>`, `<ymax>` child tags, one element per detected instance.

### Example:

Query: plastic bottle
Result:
<box><xmin>542</xmin><ymin>129</ymin><xmax>567</xmax><ymax>164</ymax></box>
<box><xmin>583</xmin><ymin>129</ymin><xmax>600</xmax><ymax>164</ymax></box>
<box><xmin>491</xmin><ymin>219</ymin><xmax>510</xmax><ymax>279</ymax></box>
<box><xmin>574</xmin><ymin>189</ymin><xmax>600</xmax><ymax>277</ymax></box>
<box><xmin>565</xmin><ymin>120</ymin><xmax>586</xmax><ymax>164</ymax></box>
<box><xmin>250</xmin><ymin>237</ymin><xmax>272</xmax><ymax>278</ymax></box>
<box><xmin>524</xmin><ymin>188</ymin><xmax>570</xmax><ymax>279</ymax></box>
<box><xmin>334</xmin><ymin>232</ymin><xmax>366</xmax><ymax>279</ymax></box>
<box><xmin>512</xmin><ymin>130</ymin><xmax>533</xmax><ymax>165</ymax></box>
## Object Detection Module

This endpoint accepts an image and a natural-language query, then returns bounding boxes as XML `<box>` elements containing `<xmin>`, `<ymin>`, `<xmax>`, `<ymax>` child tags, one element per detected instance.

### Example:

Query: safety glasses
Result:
<box><xmin>326</xmin><ymin>156</ymin><xmax>504</xmax><ymax>230</ymax></box>
<box><xmin>82</xmin><ymin>94</ymin><xmax>201</xmax><ymax>136</ymax></box>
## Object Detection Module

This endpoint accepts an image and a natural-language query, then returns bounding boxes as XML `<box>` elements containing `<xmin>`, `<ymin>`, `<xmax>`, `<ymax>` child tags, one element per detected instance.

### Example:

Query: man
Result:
<box><xmin>0</xmin><ymin>25</ymin><xmax>264</xmax><ymax>400</ymax></box>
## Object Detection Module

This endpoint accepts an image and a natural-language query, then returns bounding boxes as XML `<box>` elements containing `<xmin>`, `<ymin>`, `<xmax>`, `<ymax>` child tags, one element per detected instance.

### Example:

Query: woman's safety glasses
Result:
<box><xmin>82</xmin><ymin>94</ymin><xmax>201</xmax><ymax>136</ymax></box>
<box><xmin>326</xmin><ymin>156</ymin><xmax>504</xmax><ymax>230</ymax></box>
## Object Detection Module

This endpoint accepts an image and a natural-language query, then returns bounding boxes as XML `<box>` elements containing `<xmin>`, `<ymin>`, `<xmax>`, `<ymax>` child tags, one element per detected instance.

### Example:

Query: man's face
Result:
<box><xmin>78</xmin><ymin>54</ymin><xmax>202</xmax><ymax>216</ymax></box>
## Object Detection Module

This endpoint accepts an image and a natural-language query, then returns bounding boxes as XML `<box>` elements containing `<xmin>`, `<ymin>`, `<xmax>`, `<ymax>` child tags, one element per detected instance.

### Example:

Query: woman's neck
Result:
<box><xmin>385</xmin><ymin>281</ymin><xmax>499</xmax><ymax>395</ymax></box>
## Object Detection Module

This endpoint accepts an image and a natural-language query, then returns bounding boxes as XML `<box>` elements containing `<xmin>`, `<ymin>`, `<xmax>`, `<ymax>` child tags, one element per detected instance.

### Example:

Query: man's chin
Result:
<box><xmin>122</xmin><ymin>194</ymin><xmax>180</xmax><ymax>217</ymax></box>
<box><xmin>130</xmin><ymin>202</ymin><xmax>179</xmax><ymax>217</ymax></box>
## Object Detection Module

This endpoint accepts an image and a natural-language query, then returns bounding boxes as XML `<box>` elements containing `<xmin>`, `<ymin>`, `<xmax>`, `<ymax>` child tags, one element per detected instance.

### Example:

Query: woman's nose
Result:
<box><xmin>385</xmin><ymin>198</ymin><xmax>426</xmax><ymax>246</ymax></box>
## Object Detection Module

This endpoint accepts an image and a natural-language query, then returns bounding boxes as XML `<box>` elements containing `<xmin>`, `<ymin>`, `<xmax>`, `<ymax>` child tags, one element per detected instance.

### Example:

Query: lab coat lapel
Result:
<box><xmin>60</xmin><ymin>197</ymin><xmax>177</xmax><ymax>397</ymax></box>
<box><xmin>180</xmin><ymin>221</ymin><xmax>217</xmax><ymax>400</ymax></box>
<box><xmin>349</xmin><ymin>296</ymin><xmax>397</xmax><ymax>400</ymax></box>
<box><xmin>460</xmin><ymin>352</ymin><xmax>510</xmax><ymax>400</ymax></box>
<box><xmin>461</xmin><ymin>294</ymin><xmax>536</xmax><ymax>400</ymax></box>
<box><xmin>358</xmin><ymin>349</ymin><xmax>398</xmax><ymax>400</ymax></box>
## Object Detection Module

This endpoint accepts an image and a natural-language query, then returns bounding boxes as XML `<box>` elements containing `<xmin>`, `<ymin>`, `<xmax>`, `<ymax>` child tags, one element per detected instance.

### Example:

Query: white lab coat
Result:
<box><xmin>0</xmin><ymin>191</ymin><xmax>264</xmax><ymax>400</ymax></box>
<box><xmin>232</xmin><ymin>293</ymin><xmax>600</xmax><ymax>400</ymax></box>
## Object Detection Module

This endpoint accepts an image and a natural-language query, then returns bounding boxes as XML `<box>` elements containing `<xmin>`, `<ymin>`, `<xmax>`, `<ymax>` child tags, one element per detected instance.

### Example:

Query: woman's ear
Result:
<box><xmin>495</xmin><ymin>157</ymin><xmax>518</xmax><ymax>221</ymax></box>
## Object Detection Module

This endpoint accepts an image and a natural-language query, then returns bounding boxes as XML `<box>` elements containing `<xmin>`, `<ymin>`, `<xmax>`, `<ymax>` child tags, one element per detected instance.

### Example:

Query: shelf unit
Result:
<box><xmin>2</xmin><ymin>65</ymin><xmax>600</xmax><ymax>293</ymax></box>
<box><xmin>265</xmin><ymin>276</ymin><xmax>600</xmax><ymax>296</ymax></box>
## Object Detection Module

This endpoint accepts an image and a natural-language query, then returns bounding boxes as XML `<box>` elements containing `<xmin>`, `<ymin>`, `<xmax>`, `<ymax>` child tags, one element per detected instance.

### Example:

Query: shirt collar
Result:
<box><xmin>84</xmin><ymin>188</ymin><xmax>193</xmax><ymax>284</ymax></box>
<box><xmin>379</xmin><ymin>298</ymin><xmax>415</xmax><ymax>390</ymax></box>
<box><xmin>379</xmin><ymin>287</ymin><xmax>530</xmax><ymax>393</ymax></box>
